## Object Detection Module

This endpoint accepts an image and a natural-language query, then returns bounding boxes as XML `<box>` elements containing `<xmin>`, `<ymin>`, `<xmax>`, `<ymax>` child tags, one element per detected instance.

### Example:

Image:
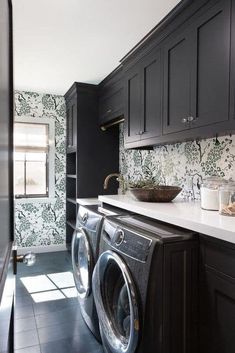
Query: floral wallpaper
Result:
<box><xmin>120</xmin><ymin>124</ymin><xmax>235</xmax><ymax>200</ymax></box>
<box><xmin>14</xmin><ymin>91</ymin><xmax>66</xmax><ymax>248</ymax></box>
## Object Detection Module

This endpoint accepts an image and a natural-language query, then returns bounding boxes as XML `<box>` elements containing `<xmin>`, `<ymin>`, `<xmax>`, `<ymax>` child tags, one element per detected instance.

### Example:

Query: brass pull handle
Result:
<box><xmin>17</xmin><ymin>252</ymin><xmax>36</xmax><ymax>266</ymax></box>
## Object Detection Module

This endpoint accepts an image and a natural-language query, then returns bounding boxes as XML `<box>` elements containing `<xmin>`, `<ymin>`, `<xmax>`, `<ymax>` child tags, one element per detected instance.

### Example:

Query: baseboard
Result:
<box><xmin>17</xmin><ymin>244</ymin><xmax>67</xmax><ymax>255</ymax></box>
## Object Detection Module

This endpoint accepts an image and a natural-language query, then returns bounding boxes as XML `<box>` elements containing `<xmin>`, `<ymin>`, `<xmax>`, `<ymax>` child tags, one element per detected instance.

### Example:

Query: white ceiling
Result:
<box><xmin>13</xmin><ymin>0</ymin><xmax>181</xmax><ymax>95</ymax></box>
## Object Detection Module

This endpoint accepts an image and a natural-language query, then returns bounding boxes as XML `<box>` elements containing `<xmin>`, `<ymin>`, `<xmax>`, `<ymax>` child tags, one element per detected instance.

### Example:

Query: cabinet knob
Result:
<box><xmin>139</xmin><ymin>131</ymin><xmax>144</xmax><ymax>135</ymax></box>
<box><xmin>181</xmin><ymin>117</ymin><xmax>188</xmax><ymax>124</ymax></box>
<box><xmin>187</xmin><ymin>116</ymin><xmax>195</xmax><ymax>122</ymax></box>
<box><xmin>106</xmin><ymin>109</ymin><xmax>112</xmax><ymax>114</ymax></box>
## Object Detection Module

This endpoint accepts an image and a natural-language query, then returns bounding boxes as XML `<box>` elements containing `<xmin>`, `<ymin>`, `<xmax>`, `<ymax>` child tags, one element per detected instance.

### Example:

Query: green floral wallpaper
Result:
<box><xmin>14</xmin><ymin>91</ymin><xmax>66</xmax><ymax>248</ymax></box>
<box><xmin>119</xmin><ymin>124</ymin><xmax>235</xmax><ymax>200</ymax></box>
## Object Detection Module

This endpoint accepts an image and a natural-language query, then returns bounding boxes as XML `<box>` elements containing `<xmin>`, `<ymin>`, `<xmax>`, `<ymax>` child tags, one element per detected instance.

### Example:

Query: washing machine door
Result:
<box><xmin>71</xmin><ymin>227</ymin><xmax>93</xmax><ymax>299</ymax></box>
<box><xmin>93</xmin><ymin>250</ymin><xmax>139</xmax><ymax>353</ymax></box>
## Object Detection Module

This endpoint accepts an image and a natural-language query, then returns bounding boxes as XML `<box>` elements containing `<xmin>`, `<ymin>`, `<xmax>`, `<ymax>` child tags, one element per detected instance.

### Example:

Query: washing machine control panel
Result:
<box><xmin>103</xmin><ymin>221</ymin><xmax>152</xmax><ymax>262</ymax></box>
<box><xmin>113</xmin><ymin>228</ymin><xmax>125</xmax><ymax>246</ymax></box>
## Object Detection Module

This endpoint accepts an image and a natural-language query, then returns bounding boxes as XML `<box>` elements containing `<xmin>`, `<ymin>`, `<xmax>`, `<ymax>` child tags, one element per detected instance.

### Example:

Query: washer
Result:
<box><xmin>92</xmin><ymin>214</ymin><xmax>198</xmax><ymax>353</ymax></box>
<box><xmin>71</xmin><ymin>204</ymin><xmax>130</xmax><ymax>341</ymax></box>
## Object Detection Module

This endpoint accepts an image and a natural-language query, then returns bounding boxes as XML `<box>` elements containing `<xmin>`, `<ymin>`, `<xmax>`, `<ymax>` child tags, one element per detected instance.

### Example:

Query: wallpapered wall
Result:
<box><xmin>14</xmin><ymin>91</ymin><xmax>66</xmax><ymax>248</ymax></box>
<box><xmin>119</xmin><ymin>124</ymin><xmax>235</xmax><ymax>200</ymax></box>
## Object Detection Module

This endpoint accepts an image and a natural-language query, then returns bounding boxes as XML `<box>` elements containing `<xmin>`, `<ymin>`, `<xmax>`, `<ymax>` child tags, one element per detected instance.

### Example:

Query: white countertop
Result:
<box><xmin>98</xmin><ymin>195</ymin><xmax>235</xmax><ymax>244</ymax></box>
<box><xmin>76</xmin><ymin>198</ymin><xmax>101</xmax><ymax>206</ymax></box>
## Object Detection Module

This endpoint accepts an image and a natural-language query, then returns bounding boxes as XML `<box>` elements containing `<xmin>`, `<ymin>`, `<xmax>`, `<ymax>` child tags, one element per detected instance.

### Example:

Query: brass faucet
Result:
<box><xmin>103</xmin><ymin>173</ymin><xmax>126</xmax><ymax>194</ymax></box>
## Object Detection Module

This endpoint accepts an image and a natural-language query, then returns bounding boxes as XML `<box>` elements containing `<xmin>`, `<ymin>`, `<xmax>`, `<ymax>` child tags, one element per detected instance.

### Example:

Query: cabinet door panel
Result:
<box><xmin>141</xmin><ymin>50</ymin><xmax>162</xmax><ymax>140</ymax></box>
<box><xmin>200</xmin><ymin>268</ymin><xmax>235</xmax><ymax>353</ymax></box>
<box><xmin>124</xmin><ymin>67</ymin><xmax>141</xmax><ymax>143</ymax></box>
<box><xmin>191</xmin><ymin>0</ymin><xmax>231</xmax><ymax>128</ymax></box>
<box><xmin>163</xmin><ymin>34</ymin><xmax>191</xmax><ymax>134</ymax></box>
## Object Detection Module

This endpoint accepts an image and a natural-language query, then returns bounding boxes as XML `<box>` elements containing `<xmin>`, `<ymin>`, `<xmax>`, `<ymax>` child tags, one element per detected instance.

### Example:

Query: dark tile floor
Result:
<box><xmin>15</xmin><ymin>251</ymin><xmax>103</xmax><ymax>353</ymax></box>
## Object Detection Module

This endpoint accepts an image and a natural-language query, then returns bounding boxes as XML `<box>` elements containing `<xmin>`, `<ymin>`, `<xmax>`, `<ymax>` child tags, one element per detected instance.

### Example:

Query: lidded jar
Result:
<box><xmin>200</xmin><ymin>177</ymin><xmax>227</xmax><ymax>211</ymax></box>
<box><xmin>219</xmin><ymin>182</ymin><xmax>235</xmax><ymax>216</ymax></box>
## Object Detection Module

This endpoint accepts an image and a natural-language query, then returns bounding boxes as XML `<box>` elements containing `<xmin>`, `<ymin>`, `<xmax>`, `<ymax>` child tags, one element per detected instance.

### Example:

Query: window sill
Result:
<box><xmin>14</xmin><ymin>197</ymin><xmax>56</xmax><ymax>204</ymax></box>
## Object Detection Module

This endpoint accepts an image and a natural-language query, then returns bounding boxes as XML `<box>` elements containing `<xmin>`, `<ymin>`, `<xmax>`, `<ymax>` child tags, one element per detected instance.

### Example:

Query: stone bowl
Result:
<box><xmin>129</xmin><ymin>185</ymin><xmax>182</xmax><ymax>202</ymax></box>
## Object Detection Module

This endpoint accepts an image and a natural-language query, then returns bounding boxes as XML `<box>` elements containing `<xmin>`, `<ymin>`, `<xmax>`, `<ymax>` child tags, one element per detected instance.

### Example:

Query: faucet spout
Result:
<box><xmin>103</xmin><ymin>173</ymin><xmax>126</xmax><ymax>194</ymax></box>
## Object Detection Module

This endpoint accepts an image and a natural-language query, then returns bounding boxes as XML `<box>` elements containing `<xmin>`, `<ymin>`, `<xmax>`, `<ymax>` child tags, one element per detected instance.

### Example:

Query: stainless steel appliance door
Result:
<box><xmin>92</xmin><ymin>250</ymin><xmax>139</xmax><ymax>353</ymax></box>
<box><xmin>71</xmin><ymin>227</ymin><xmax>93</xmax><ymax>298</ymax></box>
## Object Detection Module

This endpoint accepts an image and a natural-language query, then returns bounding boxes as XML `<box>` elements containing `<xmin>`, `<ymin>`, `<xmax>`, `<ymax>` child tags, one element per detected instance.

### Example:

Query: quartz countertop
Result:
<box><xmin>76</xmin><ymin>198</ymin><xmax>101</xmax><ymax>206</ymax></box>
<box><xmin>98</xmin><ymin>195</ymin><xmax>235</xmax><ymax>244</ymax></box>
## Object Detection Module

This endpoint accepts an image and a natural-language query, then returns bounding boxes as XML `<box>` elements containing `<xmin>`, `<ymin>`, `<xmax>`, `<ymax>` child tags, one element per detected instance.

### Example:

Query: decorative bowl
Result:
<box><xmin>129</xmin><ymin>185</ymin><xmax>182</xmax><ymax>202</ymax></box>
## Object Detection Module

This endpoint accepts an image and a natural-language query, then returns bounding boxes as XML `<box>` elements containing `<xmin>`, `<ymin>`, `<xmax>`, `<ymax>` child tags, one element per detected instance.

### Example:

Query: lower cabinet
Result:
<box><xmin>199</xmin><ymin>235</ymin><xmax>235</xmax><ymax>353</ymax></box>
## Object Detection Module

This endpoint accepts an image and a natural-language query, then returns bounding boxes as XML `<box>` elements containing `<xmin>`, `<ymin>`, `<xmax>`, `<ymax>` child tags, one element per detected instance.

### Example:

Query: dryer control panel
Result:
<box><xmin>102</xmin><ymin>220</ymin><xmax>152</xmax><ymax>262</ymax></box>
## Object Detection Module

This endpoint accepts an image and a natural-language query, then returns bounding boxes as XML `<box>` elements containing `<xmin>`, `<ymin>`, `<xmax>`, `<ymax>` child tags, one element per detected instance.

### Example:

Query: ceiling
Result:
<box><xmin>13</xmin><ymin>0</ymin><xmax>181</xmax><ymax>95</ymax></box>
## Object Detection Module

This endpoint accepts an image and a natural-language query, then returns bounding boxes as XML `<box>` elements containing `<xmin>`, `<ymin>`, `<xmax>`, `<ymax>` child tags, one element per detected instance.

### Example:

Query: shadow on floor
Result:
<box><xmin>15</xmin><ymin>251</ymin><xmax>103</xmax><ymax>353</ymax></box>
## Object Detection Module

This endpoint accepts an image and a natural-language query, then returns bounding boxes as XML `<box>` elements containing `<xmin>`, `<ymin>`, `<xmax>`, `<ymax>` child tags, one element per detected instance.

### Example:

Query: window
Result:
<box><xmin>14</xmin><ymin>122</ymin><xmax>49</xmax><ymax>198</ymax></box>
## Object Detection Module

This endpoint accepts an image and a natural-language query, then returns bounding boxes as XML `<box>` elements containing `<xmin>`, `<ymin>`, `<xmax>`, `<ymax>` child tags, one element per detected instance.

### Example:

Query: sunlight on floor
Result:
<box><xmin>20</xmin><ymin>271</ymin><xmax>78</xmax><ymax>303</ymax></box>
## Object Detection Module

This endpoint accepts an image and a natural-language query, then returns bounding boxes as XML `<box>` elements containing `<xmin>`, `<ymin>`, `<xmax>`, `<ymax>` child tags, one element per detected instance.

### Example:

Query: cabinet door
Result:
<box><xmin>124</xmin><ymin>65</ymin><xmax>141</xmax><ymax>144</ymax></box>
<box><xmin>67</xmin><ymin>97</ymin><xmax>77</xmax><ymax>149</ymax></box>
<box><xmin>190</xmin><ymin>0</ymin><xmax>231</xmax><ymax>128</ymax></box>
<box><xmin>200</xmin><ymin>267</ymin><xmax>235</xmax><ymax>353</ymax></box>
<box><xmin>163</xmin><ymin>31</ymin><xmax>192</xmax><ymax>134</ymax></box>
<box><xmin>140</xmin><ymin>49</ymin><xmax>162</xmax><ymax>141</ymax></box>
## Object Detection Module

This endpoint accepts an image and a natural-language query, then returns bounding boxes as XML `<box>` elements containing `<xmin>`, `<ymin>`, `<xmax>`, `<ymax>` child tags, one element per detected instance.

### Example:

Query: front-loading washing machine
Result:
<box><xmin>71</xmin><ymin>204</ymin><xmax>130</xmax><ymax>341</ymax></box>
<box><xmin>92</xmin><ymin>214</ymin><xmax>198</xmax><ymax>353</ymax></box>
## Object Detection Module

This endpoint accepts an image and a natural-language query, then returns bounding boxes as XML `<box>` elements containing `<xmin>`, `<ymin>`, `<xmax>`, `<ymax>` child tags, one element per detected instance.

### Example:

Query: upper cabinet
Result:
<box><xmin>163</xmin><ymin>0</ymin><xmax>231</xmax><ymax>135</ymax></box>
<box><xmin>124</xmin><ymin>49</ymin><xmax>162</xmax><ymax>147</ymax></box>
<box><xmin>190</xmin><ymin>0</ymin><xmax>231</xmax><ymax>129</ymax></box>
<box><xmin>163</xmin><ymin>31</ymin><xmax>192</xmax><ymax>134</ymax></box>
<box><xmin>122</xmin><ymin>0</ymin><xmax>235</xmax><ymax>149</ymax></box>
<box><xmin>98</xmin><ymin>66</ymin><xmax>124</xmax><ymax>129</ymax></box>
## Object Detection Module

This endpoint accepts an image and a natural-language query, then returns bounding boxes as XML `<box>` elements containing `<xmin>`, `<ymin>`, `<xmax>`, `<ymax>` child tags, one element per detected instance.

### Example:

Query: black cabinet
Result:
<box><xmin>163</xmin><ymin>0</ymin><xmax>231</xmax><ymax>135</ymax></box>
<box><xmin>124</xmin><ymin>49</ymin><xmax>162</xmax><ymax>147</ymax></box>
<box><xmin>65</xmin><ymin>83</ymin><xmax>119</xmax><ymax>248</ymax></box>
<box><xmin>199</xmin><ymin>236</ymin><xmax>235</xmax><ymax>353</ymax></box>
<box><xmin>98</xmin><ymin>66</ymin><xmax>124</xmax><ymax>129</ymax></box>
<box><xmin>190</xmin><ymin>0</ymin><xmax>231</xmax><ymax>129</ymax></box>
<box><xmin>121</xmin><ymin>0</ymin><xmax>235</xmax><ymax>148</ymax></box>
<box><xmin>163</xmin><ymin>31</ymin><xmax>192</xmax><ymax>134</ymax></box>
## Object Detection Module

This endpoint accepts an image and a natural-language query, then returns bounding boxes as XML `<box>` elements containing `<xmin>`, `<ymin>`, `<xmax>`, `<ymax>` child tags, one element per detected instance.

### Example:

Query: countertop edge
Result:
<box><xmin>98</xmin><ymin>195</ymin><xmax>235</xmax><ymax>245</ymax></box>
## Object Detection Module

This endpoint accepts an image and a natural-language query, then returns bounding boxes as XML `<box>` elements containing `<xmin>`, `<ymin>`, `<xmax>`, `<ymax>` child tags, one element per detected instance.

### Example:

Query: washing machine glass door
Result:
<box><xmin>71</xmin><ymin>227</ymin><xmax>93</xmax><ymax>299</ymax></box>
<box><xmin>93</xmin><ymin>250</ymin><xmax>139</xmax><ymax>353</ymax></box>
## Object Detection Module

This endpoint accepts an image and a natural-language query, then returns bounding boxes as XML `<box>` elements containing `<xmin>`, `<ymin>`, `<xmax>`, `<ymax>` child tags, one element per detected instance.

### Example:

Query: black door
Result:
<box><xmin>200</xmin><ymin>267</ymin><xmax>235</xmax><ymax>353</ymax></box>
<box><xmin>190</xmin><ymin>0</ymin><xmax>231</xmax><ymax>128</ymax></box>
<box><xmin>124</xmin><ymin>64</ymin><xmax>141</xmax><ymax>144</ymax></box>
<box><xmin>0</xmin><ymin>0</ymin><xmax>14</xmax><ymax>352</ymax></box>
<box><xmin>163</xmin><ymin>30</ymin><xmax>192</xmax><ymax>134</ymax></box>
<box><xmin>139</xmin><ymin>49</ymin><xmax>162</xmax><ymax>141</ymax></box>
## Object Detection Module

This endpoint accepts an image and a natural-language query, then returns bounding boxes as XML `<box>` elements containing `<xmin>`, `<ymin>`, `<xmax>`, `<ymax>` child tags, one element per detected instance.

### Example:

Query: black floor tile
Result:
<box><xmin>15</xmin><ymin>251</ymin><xmax>103</xmax><ymax>353</ymax></box>
<box><xmin>15</xmin><ymin>304</ymin><xmax>35</xmax><ymax>320</ymax></box>
<box><xmin>15</xmin><ymin>317</ymin><xmax>37</xmax><ymax>333</ymax></box>
<box><xmin>38</xmin><ymin>319</ymin><xmax>88</xmax><ymax>344</ymax></box>
<box><xmin>15</xmin><ymin>345</ymin><xmax>41</xmax><ymax>353</ymax></box>
<box><xmin>15</xmin><ymin>329</ymin><xmax>39</xmax><ymax>350</ymax></box>
<box><xmin>35</xmin><ymin>303</ymin><xmax>80</xmax><ymax>328</ymax></box>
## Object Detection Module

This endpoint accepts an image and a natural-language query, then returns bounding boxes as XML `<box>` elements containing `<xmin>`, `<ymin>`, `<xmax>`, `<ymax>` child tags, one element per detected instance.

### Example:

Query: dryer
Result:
<box><xmin>71</xmin><ymin>204</ymin><xmax>130</xmax><ymax>341</ymax></box>
<box><xmin>92</xmin><ymin>214</ymin><xmax>198</xmax><ymax>353</ymax></box>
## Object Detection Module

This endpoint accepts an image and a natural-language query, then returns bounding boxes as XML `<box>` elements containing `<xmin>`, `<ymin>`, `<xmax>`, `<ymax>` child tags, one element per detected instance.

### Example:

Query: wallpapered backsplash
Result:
<box><xmin>14</xmin><ymin>91</ymin><xmax>66</xmax><ymax>248</ymax></box>
<box><xmin>119</xmin><ymin>124</ymin><xmax>235</xmax><ymax>200</ymax></box>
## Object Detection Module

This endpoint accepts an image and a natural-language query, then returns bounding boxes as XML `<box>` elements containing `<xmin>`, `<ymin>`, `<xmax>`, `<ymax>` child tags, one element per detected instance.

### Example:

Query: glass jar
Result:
<box><xmin>219</xmin><ymin>182</ymin><xmax>235</xmax><ymax>216</ymax></box>
<box><xmin>200</xmin><ymin>177</ymin><xmax>227</xmax><ymax>211</ymax></box>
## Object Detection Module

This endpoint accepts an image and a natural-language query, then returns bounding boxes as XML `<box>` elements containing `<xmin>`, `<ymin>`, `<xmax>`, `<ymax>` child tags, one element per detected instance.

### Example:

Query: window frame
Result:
<box><xmin>14</xmin><ymin>117</ymin><xmax>55</xmax><ymax>202</ymax></box>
